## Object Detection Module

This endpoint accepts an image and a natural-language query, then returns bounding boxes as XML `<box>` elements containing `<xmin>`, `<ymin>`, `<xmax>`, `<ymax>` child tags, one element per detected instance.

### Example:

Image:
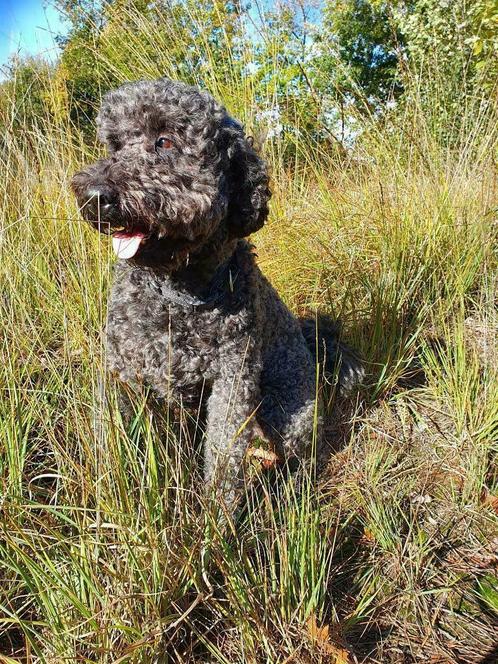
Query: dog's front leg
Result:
<box><xmin>203</xmin><ymin>347</ymin><xmax>262</xmax><ymax>512</ymax></box>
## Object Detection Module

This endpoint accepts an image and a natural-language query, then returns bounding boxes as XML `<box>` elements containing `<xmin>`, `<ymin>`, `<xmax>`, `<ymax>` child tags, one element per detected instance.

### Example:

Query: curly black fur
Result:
<box><xmin>71</xmin><ymin>77</ymin><xmax>363</xmax><ymax>508</ymax></box>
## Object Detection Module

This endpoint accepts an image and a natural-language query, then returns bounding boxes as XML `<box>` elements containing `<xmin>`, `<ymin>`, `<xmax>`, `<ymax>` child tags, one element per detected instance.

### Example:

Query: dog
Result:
<box><xmin>72</xmin><ymin>77</ymin><xmax>362</xmax><ymax>508</ymax></box>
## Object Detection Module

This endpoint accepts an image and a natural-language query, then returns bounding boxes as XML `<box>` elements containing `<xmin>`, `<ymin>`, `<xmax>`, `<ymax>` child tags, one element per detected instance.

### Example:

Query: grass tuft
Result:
<box><xmin>1</xmin><ymin>8</ymin><xmax>497</xmax><ymax>662</ymax></box>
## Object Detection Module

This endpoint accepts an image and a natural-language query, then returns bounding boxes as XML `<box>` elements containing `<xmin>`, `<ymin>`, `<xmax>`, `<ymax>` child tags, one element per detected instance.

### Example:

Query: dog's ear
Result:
<box><xmin>224</xmin><ymin>123</ymin><xmax>271</xmax><ymax>238</ymax></box>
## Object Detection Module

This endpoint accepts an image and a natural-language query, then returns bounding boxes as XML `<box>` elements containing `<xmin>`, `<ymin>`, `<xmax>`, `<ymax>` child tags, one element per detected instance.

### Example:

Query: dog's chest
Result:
<box><xmin>105</xmin><ymin>262</ymin><xmax>249</xmax><ymax>397</ymax></box>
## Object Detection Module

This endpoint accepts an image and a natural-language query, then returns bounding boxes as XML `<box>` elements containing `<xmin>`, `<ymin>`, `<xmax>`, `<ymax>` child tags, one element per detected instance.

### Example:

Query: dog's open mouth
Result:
<box><xmin>88</xmin><ymin>217</ymin><xmax>197</xmax><ymax>264</ymax></box>
<box><xmin>111</xmin><ymin>229</ymin><xmax>147</xmax><ymax>259</ymax></box>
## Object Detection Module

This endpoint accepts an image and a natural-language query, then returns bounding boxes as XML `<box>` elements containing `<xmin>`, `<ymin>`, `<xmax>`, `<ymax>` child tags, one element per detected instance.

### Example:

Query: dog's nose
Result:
<box><xmin>84</xmin><ymin>186</ymin><xmax>119</xmax><ymax>220</ymax></box>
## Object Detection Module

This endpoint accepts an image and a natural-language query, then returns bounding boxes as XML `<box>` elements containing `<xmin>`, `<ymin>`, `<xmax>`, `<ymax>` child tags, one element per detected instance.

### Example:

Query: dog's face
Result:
<box><xmin>72</xmin><ymin>78</ymin><xmax>270</xmax><ymax>268</ymax></box>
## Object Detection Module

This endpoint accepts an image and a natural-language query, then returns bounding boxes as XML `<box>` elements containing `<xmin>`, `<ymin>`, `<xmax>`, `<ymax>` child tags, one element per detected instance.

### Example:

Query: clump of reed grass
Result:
<box><xmin>0</xmin><ymin>6</ymin><xmax>496</xmax><ymax>662</ymax></box>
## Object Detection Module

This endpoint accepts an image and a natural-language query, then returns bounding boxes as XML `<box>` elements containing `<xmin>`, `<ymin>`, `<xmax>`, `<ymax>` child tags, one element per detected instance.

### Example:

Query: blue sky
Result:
<box><xmin>0</xmin><ymin>0</ymin><xmax>67</xmax><ymax>69</ymax></box>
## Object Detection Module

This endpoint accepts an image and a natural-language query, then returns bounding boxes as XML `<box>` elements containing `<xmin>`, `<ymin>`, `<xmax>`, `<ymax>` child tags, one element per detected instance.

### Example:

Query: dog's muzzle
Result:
<box><xmin>78</xmin><ymin>185</ymin><xmax>119</xmax><ymax>226</ymax></box>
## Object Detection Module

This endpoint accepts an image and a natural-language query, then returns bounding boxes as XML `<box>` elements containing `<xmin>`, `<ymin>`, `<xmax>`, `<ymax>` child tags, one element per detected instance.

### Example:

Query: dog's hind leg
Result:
<box><xmin>300</xmin><ymin>315</ymin><xmax>365</xmax><ymax>393</ymax></box>
<box><xmin>258</xmin><ymin>341</ymin><xmax>320</xmax><ymax>464</ymax></box>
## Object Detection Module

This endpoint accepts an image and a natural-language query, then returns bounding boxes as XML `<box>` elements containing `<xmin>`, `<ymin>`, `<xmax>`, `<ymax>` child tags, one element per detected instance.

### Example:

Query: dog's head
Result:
<box><xmin>71</xmin><ymin>78</ymin><xmax>270</xmax><ymax>268</ymax></box>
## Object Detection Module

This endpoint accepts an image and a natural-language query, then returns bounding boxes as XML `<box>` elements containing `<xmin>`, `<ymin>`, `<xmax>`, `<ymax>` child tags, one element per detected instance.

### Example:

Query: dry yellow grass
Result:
<box><xmin>0</xmin><ymin>7</ymin><xmax>497</xmax><ymax>662</ymax></box>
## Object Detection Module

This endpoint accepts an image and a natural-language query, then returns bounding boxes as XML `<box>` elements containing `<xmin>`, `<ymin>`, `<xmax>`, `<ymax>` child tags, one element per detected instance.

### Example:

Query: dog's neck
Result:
<box><xmin>125</xmin><ymin>216</ymin><xmax>235</xmax><ymax>273</ymax></box>
<box><xmin>172</xmin><ymin>234</ymin><xmax>239</xmax><ymax>289</ymax></box>
<box><xmin>125</xmin><ymin>221</ymin><xmax>244</xmax><ymax>304</ymax></box>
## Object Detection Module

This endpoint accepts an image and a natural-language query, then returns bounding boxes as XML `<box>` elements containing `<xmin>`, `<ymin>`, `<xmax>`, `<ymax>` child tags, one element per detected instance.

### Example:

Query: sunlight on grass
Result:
<box><xmin>0</xmin><ymin>5</ymin><xmax>497</xmax><ymax>662</ymax></box>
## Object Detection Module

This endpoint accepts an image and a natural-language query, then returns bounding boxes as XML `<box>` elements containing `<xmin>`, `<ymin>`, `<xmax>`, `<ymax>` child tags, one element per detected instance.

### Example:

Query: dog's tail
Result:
<box><xmin>300</xmin><ymin>315</ymin><xmax>365</xmax><ymax>393</ymax></box>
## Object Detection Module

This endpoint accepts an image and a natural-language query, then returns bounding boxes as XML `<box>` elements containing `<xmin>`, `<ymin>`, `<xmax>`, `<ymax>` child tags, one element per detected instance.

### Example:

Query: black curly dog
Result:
<box><xmin>72</xmin><ymin>77</ymin><xmax>363</xmax><ymax>508</ymax></box>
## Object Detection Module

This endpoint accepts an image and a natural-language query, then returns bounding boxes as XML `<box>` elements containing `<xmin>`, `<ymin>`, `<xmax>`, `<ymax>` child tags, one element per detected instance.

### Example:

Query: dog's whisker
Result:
<box><xmin>24</xmin><ymin>216</ymin><xmax>82</xmax><ymax>223</ymax></box>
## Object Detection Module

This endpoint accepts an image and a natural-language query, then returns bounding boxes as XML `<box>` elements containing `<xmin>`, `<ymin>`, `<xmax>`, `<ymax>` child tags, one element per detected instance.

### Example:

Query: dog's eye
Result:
<box><xmin>155</xmin><ymin>137</ymin><xmax>174</xmax><ymax>151</ymax></box>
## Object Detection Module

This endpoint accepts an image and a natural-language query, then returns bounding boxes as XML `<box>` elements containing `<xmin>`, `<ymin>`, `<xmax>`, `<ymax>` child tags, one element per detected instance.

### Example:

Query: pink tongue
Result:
<box><xmin>112</xmin><ymin>232</ymin><xmax>145</xmax><ymax>259</ymax></box>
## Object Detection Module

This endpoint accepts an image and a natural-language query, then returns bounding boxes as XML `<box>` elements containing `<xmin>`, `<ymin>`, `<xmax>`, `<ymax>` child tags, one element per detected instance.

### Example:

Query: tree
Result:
<box><xmin>317</xmin><ymin>0</ymin><xmax>405</xmax><ymax>111</ymax></box>
<box><xmin>54</xmin><ymin>0</ymin><xmax>246</xmax><ymax>132</ymax></box>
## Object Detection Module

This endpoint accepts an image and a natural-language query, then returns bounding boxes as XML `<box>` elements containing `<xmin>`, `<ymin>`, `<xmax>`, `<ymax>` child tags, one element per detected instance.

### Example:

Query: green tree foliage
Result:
<box><xmin>393</xmin><ymin>0</ymin><xmax>497</xmax><ymax>84</ymax></box>
<box><xmin>2</xmin><ymin>0</ymin><xmax>496</xmax><ymax>152</ymax></box>
<box><xmin>316</xmin><ymin>0</ymin><xmax>497</xmax><ymax>111</ymax></box>
<box><xmin>468</xmin><ymin>0</ymin><xmax>498</xmax><ymax>81</ymax></box>
<box><xmin>390</xmin><ymin>0</ymin><xmax>497</xmax><ymax>145</ymax></box>
<box><xmin>317</xmin><ymin>0</ymin><xmax>405</xmax><ymax>110</ymax></box>
<box><xmin>55</xmin><ymin>0</ymin><xmax>245</xmax><ymax>132</ymax></box>
<box><xmin>247</xmin><ymin>3</ymin><xmax>324</xmax><ymax>143</ymax></box>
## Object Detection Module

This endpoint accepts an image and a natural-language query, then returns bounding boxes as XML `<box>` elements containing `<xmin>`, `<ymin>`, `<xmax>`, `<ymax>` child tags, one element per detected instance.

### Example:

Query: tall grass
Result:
<box><xmin>1</xmin><ymin>6</ymin><xmax>497</xmax><ymax>662</ymax></box>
